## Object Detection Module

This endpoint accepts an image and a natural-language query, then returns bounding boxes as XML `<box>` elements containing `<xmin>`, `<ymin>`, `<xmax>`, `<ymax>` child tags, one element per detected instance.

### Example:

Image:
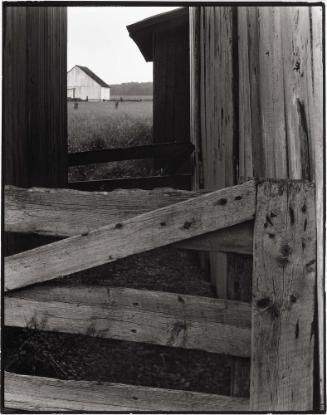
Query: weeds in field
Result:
<box><xmin>68</xmin><ymin>101</ymin><xmax>154</xmax><ymax>180</ymax></box>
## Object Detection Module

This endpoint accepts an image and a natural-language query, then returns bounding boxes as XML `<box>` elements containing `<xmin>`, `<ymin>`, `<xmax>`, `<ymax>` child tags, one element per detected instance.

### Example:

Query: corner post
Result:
<box><xmin>250</xmin><ymin>180</ymin><xmax>316</xmax><ymax>411</ymax></box>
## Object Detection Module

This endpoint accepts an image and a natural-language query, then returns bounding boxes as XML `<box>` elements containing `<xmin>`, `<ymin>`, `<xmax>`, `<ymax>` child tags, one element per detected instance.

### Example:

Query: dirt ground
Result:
<box><xmin>4</xmin><ymin>247</ymin><xmax>247</xmax><ymax>400</ymax></box>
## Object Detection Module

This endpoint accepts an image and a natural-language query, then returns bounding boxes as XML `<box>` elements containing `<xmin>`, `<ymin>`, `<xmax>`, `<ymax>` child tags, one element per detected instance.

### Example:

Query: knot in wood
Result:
<box><xmin>257</xmin><ymin>297</ymin><xmax>271</xmax><ymax>309</ymax></box>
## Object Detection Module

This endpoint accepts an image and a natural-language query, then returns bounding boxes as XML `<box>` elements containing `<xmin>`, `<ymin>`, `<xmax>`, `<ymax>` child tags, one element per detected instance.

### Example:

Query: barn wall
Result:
<box><xmin>67</xmin><ymin>66</ymin><xmax>102</xmax><ymax>100</ymax></box>
<box><xmin>3</xmin><ymin>6</ymin><xmax>67</xmax><ymax>188</ymax></box>
<box><xmin>153</xmin><ymin>24</ymin><xmax>190</xmax><ymax>144</ymax></box>
<box><xmin>190</xmin><ymin>6</ymin><xmax>251</xmax><ymax>398</ymax></box>
<box><xmin>190</xmin><ymin>5</ymin><xmax>323</xmax><ymax>407</ymax></box>
<box><xmin>237</xmin><ymin>6</ymin><xmax>323</xmax><ymax>408</ymax></box>
<box><xmin>101</xmin><ymin>87</ymin><xmax>110</xmax><ymax>101</ymax></box>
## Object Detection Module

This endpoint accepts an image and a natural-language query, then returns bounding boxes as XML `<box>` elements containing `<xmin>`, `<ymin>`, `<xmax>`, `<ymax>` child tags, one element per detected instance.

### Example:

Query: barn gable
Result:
<box><xmin>67</xmin><ymin>65</ymin><xmax>110</xmax><ymax>101</ymax></box>
<box><xmin>74</xmin><ymin>65</ymin><xmax>110</xmax><ymax>88</ymax></box>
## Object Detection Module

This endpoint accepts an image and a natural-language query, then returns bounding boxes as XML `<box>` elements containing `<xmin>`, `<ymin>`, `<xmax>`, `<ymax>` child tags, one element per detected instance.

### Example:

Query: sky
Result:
<box><xmin>68</xmin><ymin>6</ymin><xmax>179</xmax><ymax>85</ymax></box>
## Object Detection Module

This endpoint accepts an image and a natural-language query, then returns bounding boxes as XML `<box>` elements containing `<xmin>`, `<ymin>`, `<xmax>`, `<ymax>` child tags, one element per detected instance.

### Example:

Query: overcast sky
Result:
<box><xmin>68</xmin><ymin>6</ymin><xmax>179</xmax><ymax>85</ymax></box>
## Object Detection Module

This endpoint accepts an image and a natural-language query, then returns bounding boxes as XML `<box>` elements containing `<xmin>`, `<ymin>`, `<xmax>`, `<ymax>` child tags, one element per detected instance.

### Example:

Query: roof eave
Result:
<box><xmin>127</xmin><ymin>7</ymin><xmax>188</xmax><ymax>62</ymax></box>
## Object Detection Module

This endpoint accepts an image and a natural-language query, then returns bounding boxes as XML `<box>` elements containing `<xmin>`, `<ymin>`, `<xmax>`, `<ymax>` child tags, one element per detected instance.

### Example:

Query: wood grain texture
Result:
<box><xmin>306</xmin><ymin>7</ymin><xmax>324</xmax><ymax>409</ymax></box>
<box><xmin>3</xmin><ymin>6</ymin><xmax>67</xmax><ymax>188</ymax></box>
<box><xmin>196</xmin><ymin>6</ymin><xmax>251</xmax><ymax>397</ymax></box>
<box><xmin>5</xmin><ymin>185</ymin><xmax>253</xmax><ymax>254</ymax></box>
<box><xmin>199</xmin><ymin>6</ymin><xmax>237</xmax><ymax>298</ymax></box>
<box><xmin>189</xmin><ymin>7</ymin><xmax>203</xmax><ymax>190</ymax></box>
<box><xmin>4</xmin><ymin>372</ymin><xmax>250</xmax><ymax>412</ymax></box>
<box><xmin>5</xmin><ymin>285</ymin><xmax>251</xmax><ymax>356</ymax></box>
<box><xmin>237</xmin><ymin>7</ymin><xmax>323</xmax><ymax>406</ymax></box>
<box><xmin>5</xmin><ymin>185</ymin><xmax>203</xmax><ymax>237</ymax></box>
<box><xmin>250</xmin><ymin>180</ymin><xmax>316</xmax><ymax>411</ymax></box>
<box><xmin>238</xmin><ymin>6</ymin><xmax>322</xmax><ymax>180</ymax></box>
<box><xmin>5</xmin><ymin>181</ymin><xmax>256</xmax><ymax>291</ymax></box>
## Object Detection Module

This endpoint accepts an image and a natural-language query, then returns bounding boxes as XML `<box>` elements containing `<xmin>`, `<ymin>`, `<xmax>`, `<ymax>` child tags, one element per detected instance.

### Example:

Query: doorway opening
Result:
<box><xmin>67</xmin><ymin>6</ymin><xmax>192</xmax><ymax>191</ymax></box>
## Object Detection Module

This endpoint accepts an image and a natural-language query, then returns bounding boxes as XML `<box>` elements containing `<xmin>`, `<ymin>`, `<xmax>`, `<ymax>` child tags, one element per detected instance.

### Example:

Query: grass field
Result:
<box><xmin>68</xmin><ymin>100</ymin><xmax>153</xmax><ymax>180</ymax></box>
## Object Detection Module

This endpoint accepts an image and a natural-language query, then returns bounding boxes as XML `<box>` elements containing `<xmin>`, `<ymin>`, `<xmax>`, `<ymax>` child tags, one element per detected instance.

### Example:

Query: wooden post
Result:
<box><xmin>3</xmin><ymin>6</ymin><xmax>67</xmax><ymax>188</ymax></box>
<box><xmin>189</xmin><ymin>6</ymin><xmax>252</xmax><ymax>397</ymax></box>
<box><xmin>251</xmin><ymin>180</ymin><xmax>316</xmax><ymax>411</ymax></box>
<box><xmin>3</xmin><ymin>6</ymin><xmax>67</xmax><ymax>255</ymax></box>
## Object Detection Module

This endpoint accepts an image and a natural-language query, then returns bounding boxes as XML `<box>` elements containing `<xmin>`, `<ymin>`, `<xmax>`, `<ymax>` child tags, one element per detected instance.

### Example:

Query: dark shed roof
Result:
<box><xmin>127</xmin><ymin>7</ymin><xmax>188</xmax><ymax>62</ymax></box>
<box><xmin>72</xmin><ymin>65</ymin><xmax>110</xmax><ymax>88</ymax></box>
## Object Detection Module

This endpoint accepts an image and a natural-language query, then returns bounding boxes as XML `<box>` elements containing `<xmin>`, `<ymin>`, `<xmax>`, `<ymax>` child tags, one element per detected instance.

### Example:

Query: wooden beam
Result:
<box><xmin>5</xmin><ymin>285</ymin><xmax>251</xmax><ymax>357</ymax></box>
<box><xmin>68</xmin><ymin>142</ymin><xmax>194</xmax><ymax>166</ymax></box>
<box><xmin>68</xmin><ymin>174</ymin><xmax>192</xmax><ymax>191</ymax></box>
<box><xmin>3</xmin><ymin>6</ymin><xmax>67</xmax><ymax>189</ymax></box>
<box><xmin>189</xmin><ymin>7</ymin><xmax>203</xmax><ymax>190</ymax></box>
<box><xmin>4</xmin><ymin>371</ymin><xmax>250</xmax><ymax>412</ymax></box>
<box><xmin>5</xmin><ymin>181</ymin><xmax>255</xmax><ymax>291</ymax></box>
<box><xmin>5</xmin><ymin>185</ymin><xmax>202</xmax><ymax>236</ymax></box>
<box><xmin>5</xmin><ymin>186</ymin><xmax>253</xmax><ymax>254</ymax></box>
<box><xmin>250</xmin><ymin>180</ymin><xmax>316</xmax><ymax>411</ymax></box>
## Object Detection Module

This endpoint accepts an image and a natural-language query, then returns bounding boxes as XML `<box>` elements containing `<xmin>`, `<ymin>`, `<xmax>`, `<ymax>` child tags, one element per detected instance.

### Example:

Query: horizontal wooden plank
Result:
<box><xmin>68</xmin><ymin>174</ymin><xmax>192</xmax><ymax>191</ymax></box>
<box><xmin>5</xmin><ymin>185</ymin><xmax>202</xmax><ymax>236</ymax></box>
<box><xmin>5</xmin><ymin>285</ymin><xmax>251</xmax><ymax>356</ymax></box>
<box><xmin>68</xmin><ymin>142</ymin><xmax>194</xmax><ymax>166</ymax></box>
<box><xmin>5</xmin><ymin>185</ymin><xmax>253</xmax><ymax>254</ymax></box>
<box><xmin>5</xmin><ymin>372</ymin><xmax>250</xmax><ymax>411</ymax></box>
<box><xmin>5</xmin><ymin>180</ymin><xmax>256</xmax><ymax>291</ymax></box>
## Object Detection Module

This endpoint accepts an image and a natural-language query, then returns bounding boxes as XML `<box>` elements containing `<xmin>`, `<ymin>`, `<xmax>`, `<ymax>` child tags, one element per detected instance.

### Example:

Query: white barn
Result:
<box><xmin>67</xmin><ymin>65</ymin><xmax>110</xmax><ymax>101</ymax></box>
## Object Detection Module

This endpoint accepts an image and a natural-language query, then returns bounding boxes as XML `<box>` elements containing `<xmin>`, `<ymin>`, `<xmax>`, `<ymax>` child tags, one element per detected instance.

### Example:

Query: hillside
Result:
<box><xmin>110</xmin><ymin>82</ymin><xmax>153</xmax><ymax>97</ymax></box>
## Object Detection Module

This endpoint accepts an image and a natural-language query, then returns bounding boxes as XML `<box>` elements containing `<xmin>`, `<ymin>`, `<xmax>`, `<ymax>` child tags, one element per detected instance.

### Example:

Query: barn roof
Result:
<box><xmin>71</xmin><ymin>65</ymin><xmax>110</xmax><ymax>88</ymax></box>
<box><xmin>127</xmin><ymin>7</ymin><xmax>188</xmax><ymax>62</ymax></box>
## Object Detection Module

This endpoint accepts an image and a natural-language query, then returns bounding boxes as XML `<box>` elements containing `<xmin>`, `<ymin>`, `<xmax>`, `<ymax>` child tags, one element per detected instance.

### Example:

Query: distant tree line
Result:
<box><xmin>110</xmin><ymin>82</ymin><xmax>153</xmax><ymax>96</ymax></box>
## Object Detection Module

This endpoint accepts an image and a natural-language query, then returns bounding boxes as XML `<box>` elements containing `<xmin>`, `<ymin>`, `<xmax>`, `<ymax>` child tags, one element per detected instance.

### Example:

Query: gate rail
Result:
<box><xmin>4</xmin><ymin>179</ymin><xmax>318</xmax><ymax>411</ymax></box>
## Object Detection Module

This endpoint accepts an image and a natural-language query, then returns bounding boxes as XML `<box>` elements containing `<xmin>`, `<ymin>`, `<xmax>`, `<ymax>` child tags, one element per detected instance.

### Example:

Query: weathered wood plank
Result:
<box><xmin>152</xmin><ymin>17</ymin><xmax>190</xmax><ymax>148</ymax></box>
<box><xmin>68</xmin><ymin>174</ymin><xmax>192</xmax><ymax>191</ymax></box>
<box><xmin>305</xmin><ymin>7</ymin><xmax>324</xmax><ymax>409</ymax></box>
<box><xmin>189</xmin><ymin>7</ymin><xmax>203</xmax><ymax>190</ymax></box>
<box><xmin>4</xmin><ymin>372</ymin><xmax>250</xmax><ymax>412</ymax></box>
<box><xmin>250</xmin><ymin>180</ymin><xmax>316</xmax><ymax>411</ymax></box>
<box><xmin>237</xmin><ymin>7</ymin><xmax>323</xmax><ymax>406</ymax></box>
<box><xmin>5</xmin><ymin>185</ymin><xmax>253</xmax><ymax>254</ymax></box>
<box><xmin>5</xmin><ymin>185</ymin><xmax>203</xmax><ymax>236</ymax></box>
<box><xmin>5</xmin><ymin>181</ymin><xmax>255</xmax><ymax>291</ymax></box>
<box><xmin>196</xmin><ymin>6</ymin><xmax>250</xmax><ymax>397</ymax></box>
<box><xmin>68</xmin><ymin>142</ymin><xmax>194</xmax><ymax>166</ymax></box>
<box><xmin>5</xmin><ymin>285</ymin><xmax>251</xmax><ymax>356</ymax></box>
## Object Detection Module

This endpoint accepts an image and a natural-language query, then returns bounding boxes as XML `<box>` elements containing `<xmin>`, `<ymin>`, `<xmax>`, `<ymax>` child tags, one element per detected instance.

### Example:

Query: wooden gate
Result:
<box><xmin>4</xmin><ymin>178</ymin><xmax>317</xmax><ymax>411</ymax></box>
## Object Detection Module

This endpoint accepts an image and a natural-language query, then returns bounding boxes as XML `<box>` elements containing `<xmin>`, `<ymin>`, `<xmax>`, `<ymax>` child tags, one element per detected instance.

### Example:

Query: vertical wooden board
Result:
<box><xmin>153</xmin><ymin>24</ymin><xmax>190</xmax><ymax>146</ymax></box>
<box><xmin>309</xmin><ymin>7</ymin><xmax>324</xmax><ymax>409</ymax></box>
<box><xmin>279</xmin><ymin>10</ymin><xmax>323</xmax><ymax>405</ymax></box>
<box><xmin>251</xmin><ymin>181</ymin><xmax>316</xmax><ymax>411</ymax></box>
<box><xmin>3</xmin><ymin>7</ymin><xmax>29</xmax><ymax>187</ymax></box>
<box><xmin>227</xmin><ymin>255</ymin><xmax>252</xmax><ymax>302</ymax></box>
<box><xmin>239</xmin><ymin>7</ymin><xmax>266</xmax><ymax>179</ymax></box>
<box><xmin>25</xmin><ymin>6</ymin><xmax>67</xmax><ymax>188</ymax></box>
<box><xmin>189</xmin><ymin>7</ymin><xmax>203</xmax><ymax>190</ymax></box>
<box><xmin>280</xmin><ymin>7</ymin><xmax>313</xmax><ymax>180</ymax></box>
<box><xmin>3</xmin><ymin>6</ymin><xmax>67</xmax><ymax>188</ymax></box>
<box><xmin>3</xmin><ymin>6</ymin><xmax>67</xmax><ymax>253</ymax></box>
<box><xmin>198</xmin><ymin>7</ymin><xmax>252</xmax><ymax>398</ymax></box>
<box><xmin>199</xmin><ymin>6</ymin><xmax>236</xmax><ymax>296</ymax></box>
<box><xmin>258</xmin><ymin>8</ymin><xmax>289</xmax><ymax>178</ymax></box>
<box><xmin>237</xmin><ymin>7</ymin><xmax>253</xmax><ymax>180</ymax></box>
